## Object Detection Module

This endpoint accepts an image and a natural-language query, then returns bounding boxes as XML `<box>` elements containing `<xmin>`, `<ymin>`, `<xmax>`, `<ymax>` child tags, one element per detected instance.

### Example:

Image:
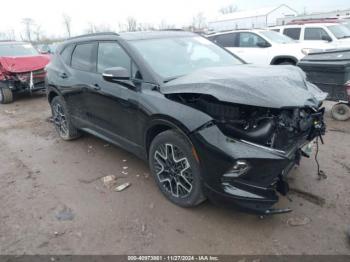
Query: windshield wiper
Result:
<box><xmin>163</xmin><ymin>75</ymin><xmax>184</xmax><ymax>83</ymax></box>
<box><xmin>338</xmin><ymin>35</ymin><xmax>350</xmax><ymax>39</ymax></box>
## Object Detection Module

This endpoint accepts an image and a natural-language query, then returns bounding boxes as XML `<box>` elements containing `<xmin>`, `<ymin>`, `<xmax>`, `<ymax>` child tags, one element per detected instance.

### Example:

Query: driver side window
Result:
<box><xmin>97</xmin><ymin>42</ymin><xmax>131</xmax><ymax>74</ymax></box>
<box><xmin>238</xmin><ymin>32</ymin><xmax>268</xmax><ymax>47</ymax></box>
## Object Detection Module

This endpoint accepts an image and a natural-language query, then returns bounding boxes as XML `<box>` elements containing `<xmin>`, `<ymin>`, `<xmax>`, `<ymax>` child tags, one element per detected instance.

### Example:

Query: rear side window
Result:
<box><xmin>71</xmin><ymin>43</ymin><xmax>96</xmax><ymax>72</ymax></box>
<box><xmin>304</xmin><ymin>28</ymin><xmax>329</xmax><ymax>40</ymax></box>
<box><xmin>214</xmin><ymin>33</ymin><xmax>238</xmax><ymax>47</ymax></box>
<box><xmin>60</xmin><ymin>44</ymin><xmax>74</xmax><ymax>65</ymax></box>
<box><xmin>283</xmin><ymin>28</ymin><xmax>301</xmax><ymax>40</ymax></box>
<box><xmin>97</xmin><ymin>42</ymin><xmax>131</xmax><ymax>73</ymax></box>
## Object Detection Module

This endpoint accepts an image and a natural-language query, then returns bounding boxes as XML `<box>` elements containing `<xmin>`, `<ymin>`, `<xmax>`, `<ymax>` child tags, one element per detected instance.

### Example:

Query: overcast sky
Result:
<box><xmin>0</xmin><ymin>0</ymin><xmax>349</xmax><ymax>38</ymax></box>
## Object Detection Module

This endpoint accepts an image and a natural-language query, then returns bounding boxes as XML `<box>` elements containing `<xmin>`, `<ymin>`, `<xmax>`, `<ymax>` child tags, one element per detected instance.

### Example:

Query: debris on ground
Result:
<box><xmin>287</xmin><ymin>216</ymin><xmax>311</xmax><ymax>227</ymax></box>
<box><xmin>114</xmin><ymin>182</ymin><xmax>131</xmax><ymax>192</ymax></box>
<box><xmin>121</xmin><ymin>171</ymin><xmax>128</xmax><ymax>175</ymax></box>
<box><xmin>123</xmin><ymin>166</ymin><xmax>128</xmax><ymax>170</ymax></box>
<box><xmin>103</xmin><ymin>144</ymin><xmax>110</xmax><ymax>147</ymax></box>
<box><xmin>87</xmin><ymin>145</ymin><xmax>93</xmax><ymax>153</ymax></box>
<box><xmin>289</xmin><ymin>187</ymin><xmax>326</xmax><ymax>207</ymax></box>
<box><xmin>101</xmin><ymin>175</ymin><xmax>117</xmax><ymax>189</ymax></box>
<box><xmin>4</xmin><ymin>110</ymin><xmax>16</xmax><ymax>115</ymax></box>
<box><xmin>122</xmin><ymin>159</ymin><xmax>127</xmax><ymax>162</ymax></box>
<box><xmin>54</xmin><ymin>231</ymin><xmax>65</xmax><ymax>237</ymax></box>
<box><xmin>55</xmin><ymin>205</ymin><xmax>75</xmax><ymax>221</ymax></box>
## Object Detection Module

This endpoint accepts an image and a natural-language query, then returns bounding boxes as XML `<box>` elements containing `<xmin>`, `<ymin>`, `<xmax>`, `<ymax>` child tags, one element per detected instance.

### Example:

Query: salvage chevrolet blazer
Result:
<box><xmin>0</xmin><ymin>41</ymin><xmax>50</xmax><ymax>104</ymax></box>
<box><xmin>45</xmin><ymin>31</ymin><xmax>327</xmax><ymax>215</ymax></box>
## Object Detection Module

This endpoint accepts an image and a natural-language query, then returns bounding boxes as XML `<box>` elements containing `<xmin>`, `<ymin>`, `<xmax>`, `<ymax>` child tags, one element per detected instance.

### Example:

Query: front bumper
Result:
<box><xmin>191</xmin><ymin>124</ymin><xmax>313</xmax><ymax>215</ymax></box>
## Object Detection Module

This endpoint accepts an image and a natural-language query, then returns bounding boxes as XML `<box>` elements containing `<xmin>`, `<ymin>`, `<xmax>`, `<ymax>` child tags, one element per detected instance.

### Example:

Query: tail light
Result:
<box><xmin>346</xmin><ymin>81</ymin><xmax>350</xmax><ymax>100</ymax></box>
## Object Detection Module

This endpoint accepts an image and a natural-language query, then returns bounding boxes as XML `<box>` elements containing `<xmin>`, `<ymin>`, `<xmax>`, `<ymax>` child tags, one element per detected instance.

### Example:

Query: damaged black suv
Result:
<box><xmin>46</xmin><ymin>31</ymin><xmax>327</xmax><ymax>215</ymax></box>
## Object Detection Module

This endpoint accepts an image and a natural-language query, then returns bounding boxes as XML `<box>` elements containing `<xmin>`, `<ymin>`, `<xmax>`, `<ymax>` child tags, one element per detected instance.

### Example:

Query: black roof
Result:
<box><xmin>119</xmin><ymin>31</ymin><xmax>196</xmax><ymax>40</ymax></box>
<box><xmin>67</xmin><ymin>31</ymin><xmax>196</xmax><ymax>42</ymax></box>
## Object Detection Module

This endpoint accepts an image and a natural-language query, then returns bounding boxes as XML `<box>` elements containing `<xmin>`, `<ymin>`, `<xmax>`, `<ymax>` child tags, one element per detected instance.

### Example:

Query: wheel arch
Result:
<box><xmin>47</xmin><ymin>87</ymin><xmax>61</xmax><ymax>103</ymax></box>
<box><xmin>144</xmin><ymin>116</ymin><xmax>195</xmax><ymax>159</ymax></box>
<box><xmin>270</xmin><ymin>56</ymin><xmax>298</xmax><ymax>65</ymax></box>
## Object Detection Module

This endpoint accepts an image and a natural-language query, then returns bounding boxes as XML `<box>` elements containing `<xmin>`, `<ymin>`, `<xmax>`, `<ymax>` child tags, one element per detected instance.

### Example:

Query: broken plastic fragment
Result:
<box><xmin>287</xmin><ymin>216</ymin><xmax>311</xmax><ymax>227</ymax></box>
<box><xmin>101</xmin><ymin>175</ymin><xmax>117</xmax><ymax>188</ymax></box>
<box><xmin>114</xmin><ymin>182</ymin><xmax>131</xmax><ymax>192</ymax></box>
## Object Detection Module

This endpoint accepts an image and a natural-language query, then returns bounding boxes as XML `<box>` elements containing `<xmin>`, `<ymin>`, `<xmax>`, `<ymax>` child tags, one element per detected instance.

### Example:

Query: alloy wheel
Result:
<box><xmin>52</xmin><ymin>102</ymin><xmax>68</xmax><ymax>137</ymax></box>
<box><xmin>153</xmin><ymin>143</ymin><xmax>193</xmax><ymax>198</ymax></box>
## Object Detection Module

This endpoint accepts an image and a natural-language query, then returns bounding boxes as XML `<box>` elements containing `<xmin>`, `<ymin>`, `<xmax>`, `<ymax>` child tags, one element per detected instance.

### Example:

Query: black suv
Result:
<box><xmin>46</xmin><ymin>31</ymin><xmax>326</xmax><ymax>215</ymax></box>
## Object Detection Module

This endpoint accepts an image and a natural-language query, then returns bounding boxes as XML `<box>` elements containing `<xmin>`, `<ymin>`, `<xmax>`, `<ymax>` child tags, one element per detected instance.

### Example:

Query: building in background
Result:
<box><xmin>208</xmin><ymin>4</ymin><xmax>297</xmax><ymax>32</ymax></box>
<box><xmin>277</xmin><ymin>8</ymin><xmax>350</xmax><ymax>25</ymax></box>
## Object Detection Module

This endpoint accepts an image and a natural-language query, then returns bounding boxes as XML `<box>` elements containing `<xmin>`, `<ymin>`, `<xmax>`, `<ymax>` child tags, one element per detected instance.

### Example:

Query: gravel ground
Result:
<box><xmin>0</xmin><ymin>93</ymin><xmax>349</xmax><ymax>255</ymax></box>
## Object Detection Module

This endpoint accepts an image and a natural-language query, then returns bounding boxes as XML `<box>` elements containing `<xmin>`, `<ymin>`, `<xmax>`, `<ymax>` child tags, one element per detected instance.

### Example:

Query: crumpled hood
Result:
<box><xmin>0</xmin><ymin>55</ymin><xmax>50</xmax><ymax>73</ymax></box>
<box><xmin>162</xmin><ymin>65</ymin><xmax>327</xmax><ymax>109</ymax></box>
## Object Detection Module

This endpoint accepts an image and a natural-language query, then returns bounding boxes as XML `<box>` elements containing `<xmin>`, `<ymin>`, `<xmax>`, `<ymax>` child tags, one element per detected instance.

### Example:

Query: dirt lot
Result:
<box><xmin>0</xmin><ymin>93</ymin><xmax>349</xmax><ymax>255</ymax></box>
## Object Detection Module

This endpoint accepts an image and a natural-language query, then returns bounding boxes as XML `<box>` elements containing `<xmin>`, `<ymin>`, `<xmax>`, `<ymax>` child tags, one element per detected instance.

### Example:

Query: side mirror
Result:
<box><xmin>102</xmin><ymin>67</ymin><xmax>135</xmax><ymax>89</ymax></box>
<box><xmin>321</xmin><ymin>35</ymin><xmax>332</xmax><ymax>42</ymax></box>
<box><xmin>257</xmin><ymin>41</ymin><xmax>271</xmax><ymax>48</ymax></box>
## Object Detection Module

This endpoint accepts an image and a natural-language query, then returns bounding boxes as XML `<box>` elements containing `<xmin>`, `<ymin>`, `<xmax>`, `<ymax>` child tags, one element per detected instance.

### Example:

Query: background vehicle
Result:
<box><xmin>299</xmin><ymin>49</ymin><xmax>350</xmax><ymax>121</ymax></box>
<box><xmin>270</xmin><ymin>22</ymin><xmax>350</xmax><ymax>48</ymax></box>
<box><xmin>0</xmin><ymin>41</ymin><xmax>50</xmax><ymax>104</ymax></box>
<box><xmin>46</xmin><ymin>31</ymin><xmax>326</xmax><ymax>215</ymax></box>
<box><xmin>206</xmin><ymin>29</ymin><xmax>325</xmax><ymax>65</ymax></box>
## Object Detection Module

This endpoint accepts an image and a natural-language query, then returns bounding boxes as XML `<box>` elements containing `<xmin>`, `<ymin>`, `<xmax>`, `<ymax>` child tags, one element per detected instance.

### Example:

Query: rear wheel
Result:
<box><xmin>149</xmin><ymin>130</ymin><xmax>206</xmax><ymax>207</ymax></box>
<box><xmin>331</xmin><ymin>103</ymin><xmax>350</xmax><ymax>121</ymax></box>
<box><xmin>50</xmin><ymin>96</ymin><xmax>81</xmax><ymax>140</ymax></box>
<box><xmin>0</xmin><ymin>87</ymin><xmax>13</xmax><ymax>104</ymax></box>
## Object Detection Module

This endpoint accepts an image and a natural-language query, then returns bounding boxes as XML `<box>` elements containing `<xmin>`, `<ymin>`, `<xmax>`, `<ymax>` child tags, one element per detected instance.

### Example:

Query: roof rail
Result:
<box><xmin>68</xmin><ymin>32</ymin><xmax>119</xmax><ymax>40</ymax></box>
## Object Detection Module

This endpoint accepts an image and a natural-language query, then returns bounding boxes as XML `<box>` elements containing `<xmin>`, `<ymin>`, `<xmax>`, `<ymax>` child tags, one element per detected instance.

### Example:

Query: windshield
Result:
<box><xmin>259</xmin><ymin>30</ymin><xmax>295</xmax><ymax>44</ymax></box>
<box><xmin>130</xmin><ymin>36</ymin><xmax>243</xmax><ymax>80</ymax></box>
<box><xmin>0</xmin><ymin>43</ymin><xmax>39</xmax><ymax>57</ymax></box>
<box><xmin>327</xmin><ymin>24</ymin><xmax>350</xmax><ymax>39</ymax></box>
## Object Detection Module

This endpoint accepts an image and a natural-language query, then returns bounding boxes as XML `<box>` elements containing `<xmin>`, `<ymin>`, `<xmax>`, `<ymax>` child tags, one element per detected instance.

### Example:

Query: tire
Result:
<box><xmin>0</xmin><ymin>87</ymin><xmax>14</xmax><ymax>104</ymax></box>
<box><xmin>50</xmin><ymin>96</ymin><xmax>81</xmax><ymax>140</ymax></box>
<box><xmin>148</xmin><ymin>130</ymin><xmax>206</xmax><ymax>207</ymax></box>
<box><xmin>278</xmin><ymin>61</ymin><xmax>295</xmax><ymax>65</ymax></box>
<box><xmin>331</xmin><ymin>103</ymin><xmax>350</xmax><ymax>121</ymax></box>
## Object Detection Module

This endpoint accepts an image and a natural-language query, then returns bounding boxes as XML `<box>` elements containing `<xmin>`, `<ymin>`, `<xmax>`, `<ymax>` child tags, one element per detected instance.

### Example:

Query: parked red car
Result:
<box><xmin>0</xmin><ymin>41</ymin><xmax>50</xmax><ymax>104</ymax></box>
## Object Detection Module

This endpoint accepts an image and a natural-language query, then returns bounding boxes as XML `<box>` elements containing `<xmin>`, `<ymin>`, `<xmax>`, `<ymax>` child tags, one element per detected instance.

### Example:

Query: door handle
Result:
<box><xmin>59</xmin><ymin>72</ymin><xmax>68</xmax><ymax>79</ymax></box>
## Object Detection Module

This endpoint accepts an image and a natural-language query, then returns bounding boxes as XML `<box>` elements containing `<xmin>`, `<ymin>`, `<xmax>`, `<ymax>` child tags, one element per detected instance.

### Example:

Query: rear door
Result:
<box><xmin>65</xmin><ymin>42</ymin><xmax>98</xmax><ymax>125</ymax></box>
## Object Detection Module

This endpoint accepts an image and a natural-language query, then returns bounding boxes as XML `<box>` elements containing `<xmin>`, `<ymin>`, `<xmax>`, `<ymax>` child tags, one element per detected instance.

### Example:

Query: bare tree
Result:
<box><xmin>126</xmin><ymin>17</ymin><xmax>137</xmax><ymax>32</ymax></box>
<box><xmin>219</xmin><ymin>4</ymin><xmax>238</xmax><ymax>14</ymax></box>
<box><xmin>0</xmin><ymin>29</ymin><xmax>16</xmax><ymax>40</ymax></box>
<box><xmin>158</xmin><ymin>20</ymin><xmax>175</xmax><ymax>30</ymax></box>
<box><xmin>33</xmin><ymin>25</ymin><xmax>43</xmax><ymax>42</ymax></box>
<box><xmin>191</xmin><ymin>13</ymin><xmax>206</xmax><ymax>31</ymax></box>
<box><xmin>62</xmin><ymin>14</ymin><xmax>72</xmax><ymax>37</ymax></box>
<box><xmin>22</xmin><ymin>18</ymin><xmax>35</xmax><ymax>42</ymax></box>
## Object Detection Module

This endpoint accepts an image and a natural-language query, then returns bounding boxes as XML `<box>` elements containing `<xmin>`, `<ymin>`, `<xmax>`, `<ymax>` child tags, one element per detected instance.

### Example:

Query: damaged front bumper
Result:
<box><xmin>1</xmin><ymin>69</ymin><xmax>46</xmax><ymax>93</ymax></box>
<box><xmin>190</xmin><ymin>124</ymin><xmax>320</xmax><ymax>215</ymax></box>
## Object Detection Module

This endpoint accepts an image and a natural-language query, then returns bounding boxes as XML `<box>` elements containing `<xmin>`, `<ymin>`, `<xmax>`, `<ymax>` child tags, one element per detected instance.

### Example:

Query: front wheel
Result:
<box><xmin>331</xmin><ymin>103</ymin><xmax>350</xmax><ymax>121</ymax></box>
<box><xmin>0</xmin><ymin>87</ymin><xmax>13</xmax><ymax>104</ymax></box>
<box><xmin>50</xmin><ymin>96</ymin><xmax>81</xmax><ymax>140</ymax></box>
<box><xmin>148</xmin><ymin>130</ymin><xmax>206</xmax><ymax>207</ymax></box>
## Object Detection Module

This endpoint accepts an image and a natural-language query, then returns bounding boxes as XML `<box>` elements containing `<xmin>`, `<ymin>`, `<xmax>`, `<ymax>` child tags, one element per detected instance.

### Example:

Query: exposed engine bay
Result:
<box><xmin>168</xmin><ymin>93</ymin><xmax>325</xmax><ymax>152</ymax></box>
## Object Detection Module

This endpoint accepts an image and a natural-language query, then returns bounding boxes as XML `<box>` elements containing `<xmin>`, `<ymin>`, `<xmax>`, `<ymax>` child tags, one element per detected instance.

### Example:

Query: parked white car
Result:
<box><xmin>207</xmin><ymin>29</ymin><xmax>326</xmax><ymax>65</ymax></box>
<box><xmin>269</xmin><ymin>23</ymin><xmax>350</xmax><ymax>48</ymax></box>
